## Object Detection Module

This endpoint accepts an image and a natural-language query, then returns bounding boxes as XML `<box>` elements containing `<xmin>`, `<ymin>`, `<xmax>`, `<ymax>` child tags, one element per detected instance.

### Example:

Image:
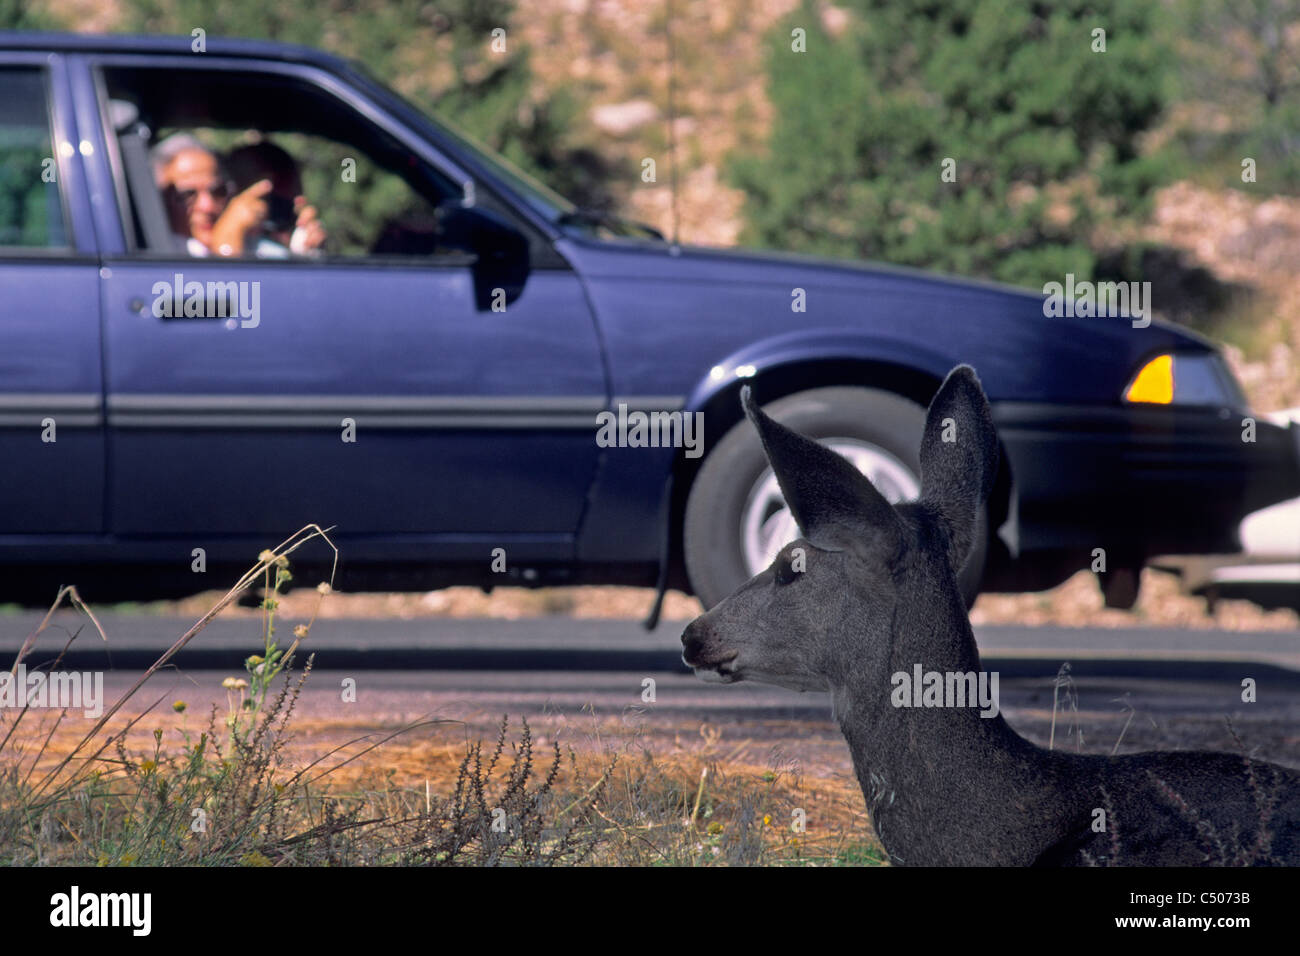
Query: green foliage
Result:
<box><xmin>286</xmin><ymin>136</ymin><xmax>429</xmax><ymax>257</ymax></box>
<box><xmin>732</xmin><ymin>0</ymin><xmax>1174</xmax><ymax>287</ymax></box>
<box><xmin>0</xmin><ymin>70</ymin><xmax>63</xmax><ymax>248</ymax></box>
<box><xmin>1176</xmin><ymin>0</ymin><xmax>1300</xmax><ymax>195</ymax></box>
<box><xmin>0</xmin><ymin>144</ymin><xmax>53</xmax><ymax>246</ymax></box>
<box><xmin>0</xmin><ymin>0</ymin><xmax>64</xmax><ymax>30</ymax></box>
<box><xmin>0</xmin><ymin>4</ymin><xmax>66</xmax><ymax>248</ymax></box>
<box><xmin>403</xmin><ymin>0</ymin><xmax>593</xmax><ymax>204</ymax></box>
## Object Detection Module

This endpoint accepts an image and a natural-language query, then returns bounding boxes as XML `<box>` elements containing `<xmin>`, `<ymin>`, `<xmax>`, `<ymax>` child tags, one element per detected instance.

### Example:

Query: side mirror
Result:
<box><xmin>436</xmin><ymin>202</ymin><xmax>530</xmax><ymax>310</ymax></box>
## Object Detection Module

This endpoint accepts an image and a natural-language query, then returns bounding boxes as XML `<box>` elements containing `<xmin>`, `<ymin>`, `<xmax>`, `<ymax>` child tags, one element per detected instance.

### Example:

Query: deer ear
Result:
<box><xmin>741</xmin><ymin>386</ymin><xmax>900</xmax><ymax>555</ymax></box>
<box><xmin>919</xmin><ymin>365</ymin><xmax>999</xmax><ymax>571</ymax></box>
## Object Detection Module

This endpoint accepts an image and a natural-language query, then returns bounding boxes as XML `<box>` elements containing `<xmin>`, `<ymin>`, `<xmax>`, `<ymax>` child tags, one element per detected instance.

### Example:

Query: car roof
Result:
<box><xmin>0</xmin><ymin>30</ymin><xmax>351</xmax><ymax>73</ymax></box>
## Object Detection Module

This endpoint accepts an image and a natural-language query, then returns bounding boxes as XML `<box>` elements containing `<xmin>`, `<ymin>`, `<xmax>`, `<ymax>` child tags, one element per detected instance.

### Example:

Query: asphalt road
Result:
<box><xmin>4</xmin><ymin>613</ymin><xmax>1297</xmax><ymax>767</ymax></box>
<box><xmin>4</xmin><ymin>613</ymin><xmax>1299</xmax><ymax>675</ymax></box>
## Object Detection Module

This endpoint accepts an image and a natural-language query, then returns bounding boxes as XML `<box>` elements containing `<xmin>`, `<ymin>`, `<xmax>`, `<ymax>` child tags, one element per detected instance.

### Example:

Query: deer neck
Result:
<box><xmin>829</xmin><ymin>609</ymin><xmax>1083</xmax><ymax>865</ymax></box>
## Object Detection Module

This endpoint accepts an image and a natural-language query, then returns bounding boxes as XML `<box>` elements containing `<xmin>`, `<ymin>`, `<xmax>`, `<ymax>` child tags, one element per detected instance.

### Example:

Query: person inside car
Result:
<box><xmin>151</xmin><ymin>134</ymin><xmax>277</xmax><ymax>257</ymax></box>
<box><xmin>225</xmin><ymin>140</ymin><xmax>327</xmax><ymax>257</ymax></box>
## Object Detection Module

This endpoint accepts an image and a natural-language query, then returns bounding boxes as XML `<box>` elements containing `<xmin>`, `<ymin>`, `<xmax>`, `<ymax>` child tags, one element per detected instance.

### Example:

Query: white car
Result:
<box><xmin>1169</xmin><ymin>409</ymin><xmax>1300</xmax><ymax>611</ymax></box>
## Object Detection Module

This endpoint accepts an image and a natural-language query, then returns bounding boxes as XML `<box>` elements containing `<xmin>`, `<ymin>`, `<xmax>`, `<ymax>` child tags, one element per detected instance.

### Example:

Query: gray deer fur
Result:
<box><xmin>681</xmin><ymin>365</ymin><xmax>1299</xmax><ymax>865</ymax></box>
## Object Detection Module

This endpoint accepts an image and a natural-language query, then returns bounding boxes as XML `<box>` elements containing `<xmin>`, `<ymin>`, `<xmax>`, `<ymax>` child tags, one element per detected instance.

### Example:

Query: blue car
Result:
<box><xmin>1</xmin><ymin>32</ymin><xmax>1297</xmax><ymax>615</ymax></box>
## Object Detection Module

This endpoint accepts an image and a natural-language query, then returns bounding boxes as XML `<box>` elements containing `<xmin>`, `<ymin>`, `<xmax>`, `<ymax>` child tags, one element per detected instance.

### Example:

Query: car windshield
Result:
<box><xmin>346</xmin><ymin>60</ymin><xmax>572</xmax><ymax>216</ymax></box>
<box><xmin>432</xmin><ymin>116</ymin><xmax>578</xmax><ymax>222</ymax></box>
<box><xmin>438</xmin><ymin>121</ymin><xmax>666</xmax><ymax>239</ymax></box>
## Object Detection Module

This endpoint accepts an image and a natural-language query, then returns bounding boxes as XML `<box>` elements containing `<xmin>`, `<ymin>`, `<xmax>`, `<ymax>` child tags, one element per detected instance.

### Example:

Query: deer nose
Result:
<box><xmin>680</xmin><ymin>622</ymin><xmax>704</xmax><ymax>662</ymax></box>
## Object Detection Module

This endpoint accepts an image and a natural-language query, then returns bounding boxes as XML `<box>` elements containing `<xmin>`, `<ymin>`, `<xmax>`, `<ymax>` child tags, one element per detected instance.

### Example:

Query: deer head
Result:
<box><xmin>681</xmin><ymin>365</ymin><xmax>1000</xmax><ymax>695</ymax></box>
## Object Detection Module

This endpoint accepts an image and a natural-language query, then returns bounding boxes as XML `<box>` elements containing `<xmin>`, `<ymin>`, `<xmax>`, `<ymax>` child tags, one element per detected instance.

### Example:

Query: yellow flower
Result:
<box><xmin>707</xmin><ymin>821</ymin><xmax>723</xmax><ymax>835</ymax></box>
<box><xmin>140</xmin><ymin>760</ymin><xmax>156</xmax><ymax>773</ymax></box>
<box><xmin>172</xmin><ymin>700</ymin><xmax>187</xmax><ymax>713</ymax></box>
<box><xmin>316</xmin><ymin>581</ymin><xmax>332</xmax><ymax>595</ymax></box>
<box><xmin>763</xmin><ymin>814</ymin><xmax>772</xmax><ymax>827</ymax></box>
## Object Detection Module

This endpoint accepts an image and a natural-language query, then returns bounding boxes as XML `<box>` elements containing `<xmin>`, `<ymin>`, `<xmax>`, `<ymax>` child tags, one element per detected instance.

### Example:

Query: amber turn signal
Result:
<box><xmin>1125</xmin><ymin>354</ymin><xmax>1174</xmax><ymax>404</ymax></box>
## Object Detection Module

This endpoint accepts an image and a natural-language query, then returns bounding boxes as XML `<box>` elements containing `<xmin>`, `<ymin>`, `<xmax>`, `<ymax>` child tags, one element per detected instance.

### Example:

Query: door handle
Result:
<box><xmin>135</xmin><ymin>295</ymin><xmax>249</xmax><ymax>322</ymax></box>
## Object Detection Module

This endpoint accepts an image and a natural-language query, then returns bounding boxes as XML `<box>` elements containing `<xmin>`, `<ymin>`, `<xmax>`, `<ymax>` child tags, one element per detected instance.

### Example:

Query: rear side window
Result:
<box><xmin>0</xmin><ymin>68</ymin><xmax>68</xmax><ymax>249</ymax></box>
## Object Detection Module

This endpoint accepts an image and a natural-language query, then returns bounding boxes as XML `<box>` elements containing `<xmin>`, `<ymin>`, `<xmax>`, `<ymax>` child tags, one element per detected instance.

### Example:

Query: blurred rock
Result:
<box><xmin>591</xmin><ymin>98</ymin><xmax>659</xmax><ymax>135</ymax></box>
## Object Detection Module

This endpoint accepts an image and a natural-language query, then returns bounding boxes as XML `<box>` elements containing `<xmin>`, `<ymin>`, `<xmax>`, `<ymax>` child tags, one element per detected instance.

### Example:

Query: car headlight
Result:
<box><xmin>1123</xmin><ymin>352</ymin><xmax>1246</xmax><ymax>408</ymax></box>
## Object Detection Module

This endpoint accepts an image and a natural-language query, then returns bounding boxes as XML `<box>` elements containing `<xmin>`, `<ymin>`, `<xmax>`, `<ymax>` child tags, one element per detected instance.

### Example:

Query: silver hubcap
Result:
<box><xmin>740</xmin><ymin>437</ymin><xmax>920</xmax><ymax>575</ymax></box>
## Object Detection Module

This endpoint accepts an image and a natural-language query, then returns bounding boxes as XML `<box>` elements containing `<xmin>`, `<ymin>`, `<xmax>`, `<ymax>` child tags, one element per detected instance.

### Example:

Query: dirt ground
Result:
<box><xmin>145</xmin><ymin>564</ymin><xmax>1300</xmax><ymax>631</ymax></box>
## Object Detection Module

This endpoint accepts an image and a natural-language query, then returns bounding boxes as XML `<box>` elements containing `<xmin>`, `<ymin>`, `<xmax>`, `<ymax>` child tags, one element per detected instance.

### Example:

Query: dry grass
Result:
<box><xmin>2</xmin><ymin>701</ymin><xmax>882</xmax><ymax>867</ymax></box>
<box><xmin>0</xmin><ymin>539</ymin><xmax>884</xmax><ymax>867</ymax></box>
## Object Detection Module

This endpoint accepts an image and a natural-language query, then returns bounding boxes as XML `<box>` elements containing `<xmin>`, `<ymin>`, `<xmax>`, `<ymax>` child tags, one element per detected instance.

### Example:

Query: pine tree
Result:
<box><xmin>731</xmin><ymin>0</ymin><xmax>1172</xmax><ymax>287</ymax></box>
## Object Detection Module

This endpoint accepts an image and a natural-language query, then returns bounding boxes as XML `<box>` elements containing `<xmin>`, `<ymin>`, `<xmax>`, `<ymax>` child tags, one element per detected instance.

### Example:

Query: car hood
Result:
<box><xmin>560</xmin><ymin>237</ymin><xmax>1216</xmax><ymax>352</ymax></box>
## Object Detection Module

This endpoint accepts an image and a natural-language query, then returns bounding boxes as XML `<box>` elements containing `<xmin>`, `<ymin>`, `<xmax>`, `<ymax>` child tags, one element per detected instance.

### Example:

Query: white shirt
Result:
<box><xmin>185</xmin><ymin>235</ymin><xmax>290</xmax><ymax>258</ymax></box>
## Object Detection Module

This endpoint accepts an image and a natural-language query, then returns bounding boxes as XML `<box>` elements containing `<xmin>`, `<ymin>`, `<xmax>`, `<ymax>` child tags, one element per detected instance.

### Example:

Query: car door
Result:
<box><xmin>0</xmin><ymin>56</ymin><xmax>103</xmax><ymax>536</ymax></box>
<box><xmin>73</xmin><ymin>54</ymin><xmax>606</xmax><ymax>567</ymax></box>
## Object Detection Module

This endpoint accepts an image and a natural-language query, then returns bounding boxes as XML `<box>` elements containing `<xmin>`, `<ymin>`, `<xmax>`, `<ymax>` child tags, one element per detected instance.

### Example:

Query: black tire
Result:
<box><xmin>683</xmin><ymin>386</ymin><xmax>987</xmax><ymax>609</ymax></box>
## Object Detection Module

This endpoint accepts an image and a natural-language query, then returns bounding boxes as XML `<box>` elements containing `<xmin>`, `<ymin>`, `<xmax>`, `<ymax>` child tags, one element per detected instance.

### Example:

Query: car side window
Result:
<box><xmin>101</xmin><ymin>66</ymin><xmax>467</xmax><ymax>261</ymax></box>
<box><xmin>0</xmin><ymin>67</ymin><xmax>69</xmax><ymax>250</ymax></box>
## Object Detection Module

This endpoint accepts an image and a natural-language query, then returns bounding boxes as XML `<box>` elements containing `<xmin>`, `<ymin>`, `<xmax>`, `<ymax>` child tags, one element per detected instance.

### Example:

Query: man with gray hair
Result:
<box><xmin>151</xmin><ymin>134</ymin><xmax>273</xmax><ymax>256</ymax></box>
<box><xmin>149</xmin><ymin>132</ymin><xmax>208</xmax><ymax>183</ymax></box>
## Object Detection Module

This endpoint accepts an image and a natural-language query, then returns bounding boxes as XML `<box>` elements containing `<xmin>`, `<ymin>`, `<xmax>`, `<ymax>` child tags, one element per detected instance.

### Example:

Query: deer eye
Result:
<box><xmin>774</xmin><ymin>554</ymin><xmax>798</xmax><ymax>586</ymax></box>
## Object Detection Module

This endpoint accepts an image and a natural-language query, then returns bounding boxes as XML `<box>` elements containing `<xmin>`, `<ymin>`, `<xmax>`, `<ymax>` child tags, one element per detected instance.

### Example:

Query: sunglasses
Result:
<box><xmin>167</xmin><ymin>181</ymin><xmax>232</xmax><ymax>205</ymax></box>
